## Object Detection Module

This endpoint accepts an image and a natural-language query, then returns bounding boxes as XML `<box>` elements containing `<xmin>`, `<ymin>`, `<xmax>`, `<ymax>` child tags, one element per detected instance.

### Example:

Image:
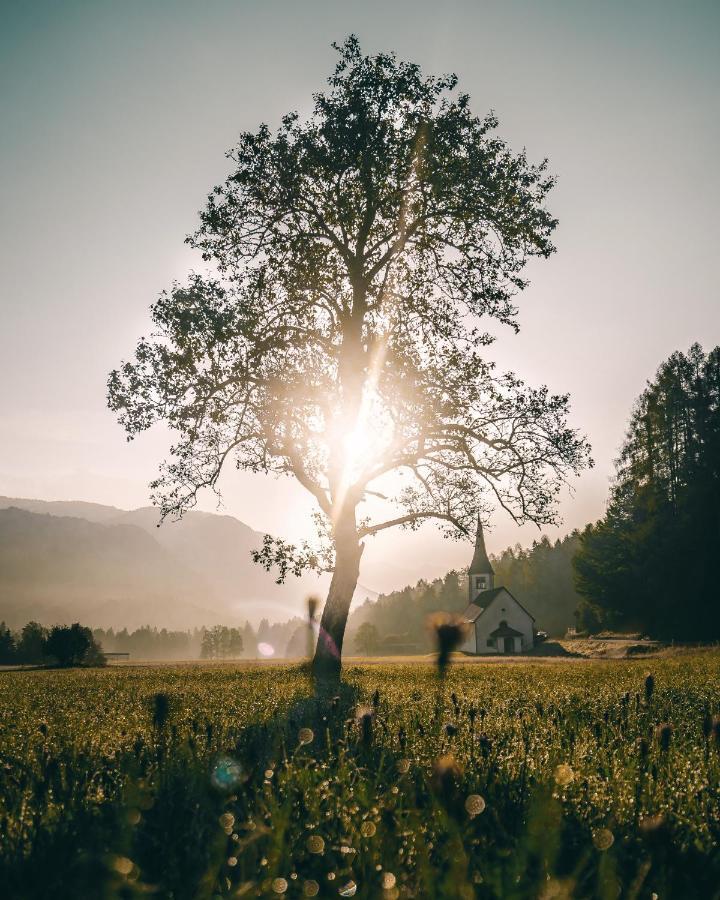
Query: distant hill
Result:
<box><xmin>0</xmin><ymin>497</ymin><xmax>345</xmax><ymax>629</ymax></box>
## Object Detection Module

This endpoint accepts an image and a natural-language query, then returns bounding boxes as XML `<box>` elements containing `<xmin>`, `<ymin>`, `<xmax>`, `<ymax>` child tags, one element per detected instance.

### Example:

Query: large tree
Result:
<box><xmin>109</xmin><ymin>38</ymin><xmax>590</xmax><ymax>677</ymax></box>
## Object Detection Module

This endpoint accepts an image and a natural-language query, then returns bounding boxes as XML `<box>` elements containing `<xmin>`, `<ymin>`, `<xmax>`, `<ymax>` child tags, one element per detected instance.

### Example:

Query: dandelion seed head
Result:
<box><xmin>307</xmin><ymin>835</ymin><xmax>325</xmax><ymax>854</ymax></box>
<box><xmin>298</xmin><ymin>727</ymin><xmax>314</xmax><ymax>745</ymax></box>
<box><xmin>465</xmin><ymin>794</ymin><xmax>486</xmax><ymax>817</ymax></box>
<box><xmin>111</xmin><ymin>856</ymin><xmax>134</xmax><ymax>876</ymax></box>
<box><xmin>211</xmin><ymin>756</ymin><xmax>243</xmax><ymax>791</ymax></box>
<box><xmin>592</xmin><ymin>828</ymin><xmax>614</xmax><ymax>851</ymax></box>
<box><xmin>126</xmin><ymin>808</ymin><xmax>141</xmax><ymax>826</ymax></box>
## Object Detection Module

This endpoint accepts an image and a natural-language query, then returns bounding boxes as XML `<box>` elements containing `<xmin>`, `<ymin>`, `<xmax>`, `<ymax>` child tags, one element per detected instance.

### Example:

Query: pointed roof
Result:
<box><xmin>469</xmin><ymin>514</ymin><xmax>494</xmax><ymax>574</ymax></box>
<box><xmin>461</xmin><ymin>587</ymin><xmax>536</xmax><ymax>623</ymax></box>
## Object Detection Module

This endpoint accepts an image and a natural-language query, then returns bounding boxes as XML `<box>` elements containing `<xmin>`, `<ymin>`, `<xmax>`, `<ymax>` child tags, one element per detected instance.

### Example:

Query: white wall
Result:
<box><xmin>460</xmin><ymin>627</ymin><xmax>477</xmax><ymax>654</ymax></box>
<box><xmin>474</xmin><ymin>590</ymin><xmax>534</xmax><ymax>654</ymax></box>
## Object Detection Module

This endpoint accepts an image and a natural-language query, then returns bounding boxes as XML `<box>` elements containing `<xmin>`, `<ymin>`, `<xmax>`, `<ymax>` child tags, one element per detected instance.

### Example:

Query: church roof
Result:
<box><xmin>469</xmin><ymin>515</ymin><xmax>494</xmax><ymax>575</ymax></box>
<box><xmin>461</xmin><ymin>586</ymin><xmax>536</xmax><ymax>624</ymax></box>
<box><xmin>461</xmin><ymin>603</ymin><xmax>486</xmax><ymax>622</ymax></box>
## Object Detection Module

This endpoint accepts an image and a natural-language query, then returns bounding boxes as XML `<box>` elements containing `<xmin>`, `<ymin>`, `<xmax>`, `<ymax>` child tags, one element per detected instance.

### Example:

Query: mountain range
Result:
<box><xmin>0</xmin><ymin>497</ymin><xmax>376</xmax><ymax>630</ymax></box>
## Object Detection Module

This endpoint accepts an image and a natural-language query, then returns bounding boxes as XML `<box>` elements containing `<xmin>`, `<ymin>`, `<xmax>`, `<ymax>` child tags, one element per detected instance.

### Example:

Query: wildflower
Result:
<box><xmin>372</xmin><ymin>688</ymin><xmax>380</xmax><ymax>708</ymax></box>
<box><xmin>272</xmin><ymin>877</ymin><xmax>289</xmax><ymax>894</ymax></box>
<box><xmin>444</xmin><ymin>722</ymin><xmax>458</xmax><ymax>739</ymax></box>
<box><xmin>476</xmin><ymin>732</ymin><xmax>492</xmax><ymax>757</ymax></box>
<box><xmin>468</xmin><ymin>705</ymin><xmax>477</xmax><ymax>727</ymax></box>
<box><xmin>304</xmin><ymin>881</ymin><xmax>320</xmax><ymax>897</ymax></box>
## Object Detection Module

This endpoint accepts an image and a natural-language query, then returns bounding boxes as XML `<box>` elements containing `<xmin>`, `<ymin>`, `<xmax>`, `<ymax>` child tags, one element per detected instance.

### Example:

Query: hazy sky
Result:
<box><xmin>1</xmin><ymin>0</ymin><xmax>719</xmax><ymax>592</ymax></box>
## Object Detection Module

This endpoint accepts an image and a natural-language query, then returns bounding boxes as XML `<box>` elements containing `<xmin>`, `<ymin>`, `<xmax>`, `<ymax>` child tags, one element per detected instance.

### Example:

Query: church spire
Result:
<box><xmin>469</xmin><ymin>514</ymin><xmax>494</xmax><ymax>602</ymax></box>
<box><xmin>469</xmin><ymin>514</ymin><xmax>494</xmax><ymax>575</ymax></box>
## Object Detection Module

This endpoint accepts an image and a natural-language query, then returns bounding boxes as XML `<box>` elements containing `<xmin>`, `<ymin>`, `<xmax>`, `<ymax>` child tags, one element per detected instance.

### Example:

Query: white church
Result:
<box><xmin>460</xmin><ymin>517</ymin><xmax>537</xmax><ymax>655</ymax></box>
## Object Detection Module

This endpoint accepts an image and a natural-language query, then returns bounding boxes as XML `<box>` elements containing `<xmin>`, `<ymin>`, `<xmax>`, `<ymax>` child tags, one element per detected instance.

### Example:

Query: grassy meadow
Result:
<box><xmin>2</xmin><ymin>655</ymin><xmax>720</xmax><ymax>899</ymax></box>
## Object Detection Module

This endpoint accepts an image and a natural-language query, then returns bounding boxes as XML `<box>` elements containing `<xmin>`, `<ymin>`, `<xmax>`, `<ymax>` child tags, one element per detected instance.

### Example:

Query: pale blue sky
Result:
<box><xmin>1</xmin><ymin>1</ymin><xmax>719</xmax><ymax>591</ymax></box>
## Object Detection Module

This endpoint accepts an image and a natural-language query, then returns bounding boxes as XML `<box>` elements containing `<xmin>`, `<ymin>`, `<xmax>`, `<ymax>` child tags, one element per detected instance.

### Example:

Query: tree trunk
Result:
<box><xmin>313</xmin><ymin>509</ymin><xmax>363</xmax><ymax>681</ymax></box>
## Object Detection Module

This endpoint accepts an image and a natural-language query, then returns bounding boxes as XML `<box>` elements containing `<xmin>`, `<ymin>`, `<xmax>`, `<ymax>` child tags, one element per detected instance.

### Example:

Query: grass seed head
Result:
<box><xmin>306</xmin><ymin>595</ymin><xmax>320</xmax><ymax>622</ymax></box>
<box><xmin>702</xmin><ymin>710</ymin><xmax>713</xmax><ymax>739</ymax></box>
<box><xmin>432</xmin><ymin>753</ymin><xmax>463</xmax><ymax>806</ymax></box>
<box><xmin>428</xmin><ymin>613</ymin><xmax>468</xmax><ymax>676</ymax></box>
<box><xmin>444</xmin><ymin>722</ymin><xmax>458</xmax><ymax>739</ymax></box>
<box><xmin>152</xmin><ymin>692</ymin><xmax>171</xmax><ymax>731</ymax></box>
<box><xmin>711</xmin><ymin>716</ymin><xmax>720</xmax><ymax>749</ymax></box>
<box><xmin>644</xmin><ymin>673</ymin><xmax>655</xmax><ymax>702</ymax></box>
<box><xmin>355</xmin><ymin>705</ymin><xmax>374</xmax><ymax>746</ymax></box>
<box><xmin>656</xmin><ymin>722</ymin><xmax>673</xmax><ymax>752</ymax></box>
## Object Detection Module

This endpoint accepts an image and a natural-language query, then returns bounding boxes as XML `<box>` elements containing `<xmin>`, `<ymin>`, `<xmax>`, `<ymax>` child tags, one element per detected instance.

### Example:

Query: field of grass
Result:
<box><xmin>2</xmin><ymin>656</ymin><xmax>720</xmax><ymax>899</ymax></box>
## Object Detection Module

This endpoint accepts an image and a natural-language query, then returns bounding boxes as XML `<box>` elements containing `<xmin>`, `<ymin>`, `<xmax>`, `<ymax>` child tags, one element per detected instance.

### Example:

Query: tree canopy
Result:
<box><xmin>575</xmin><ymin>343</ymin><xmax>720</xmax><ymax>638</ymax></box>
<box><xmin>109</xmin><ymin>37</ymin><xmax>591</xmax><ymax>675</ymax></box>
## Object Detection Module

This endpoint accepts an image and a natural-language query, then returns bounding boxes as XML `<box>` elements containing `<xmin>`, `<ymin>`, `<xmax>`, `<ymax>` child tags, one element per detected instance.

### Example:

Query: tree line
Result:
<box><xmin>93</xmin><ymin>617</ymin><xmax>311</xmax><ymax>660</ymax></box>
<box><xmin>0</xmin><ymin>621</ymin><xmax>105</xmax><ymax>667</ymax></box>
<box><xmin>574</xmin><ymin>343</ymin><xmax>720</xmax><ymax>639</ymax></box>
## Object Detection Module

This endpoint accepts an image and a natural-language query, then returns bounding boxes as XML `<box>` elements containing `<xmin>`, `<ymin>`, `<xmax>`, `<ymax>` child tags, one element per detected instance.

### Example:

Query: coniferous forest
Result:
<box><xmin>575</xmin><ymin>344</ymin><xmax>720</xmax><ymax>639</ymax></box>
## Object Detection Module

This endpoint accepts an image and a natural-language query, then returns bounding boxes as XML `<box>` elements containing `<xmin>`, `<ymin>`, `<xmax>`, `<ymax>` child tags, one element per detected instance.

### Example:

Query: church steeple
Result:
<box><xmin>469</xmin><ymin>514</ymin><xmax>494</xmax><ymax>602</ymax></box>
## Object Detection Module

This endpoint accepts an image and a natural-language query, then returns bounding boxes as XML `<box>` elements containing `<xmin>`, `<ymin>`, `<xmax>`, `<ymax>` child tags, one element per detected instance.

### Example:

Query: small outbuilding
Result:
<box><xmin>460</xmin><ymin>517</ymin><xmax>536</xmax><ymax>655</ymax></box>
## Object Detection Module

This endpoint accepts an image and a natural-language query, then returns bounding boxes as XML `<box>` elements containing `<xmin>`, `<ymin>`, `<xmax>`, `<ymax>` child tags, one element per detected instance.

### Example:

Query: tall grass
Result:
<box><xmin>1</xmin><ymin>656</ymin><xmax>720</xmax><ymax>897</ymax></box>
